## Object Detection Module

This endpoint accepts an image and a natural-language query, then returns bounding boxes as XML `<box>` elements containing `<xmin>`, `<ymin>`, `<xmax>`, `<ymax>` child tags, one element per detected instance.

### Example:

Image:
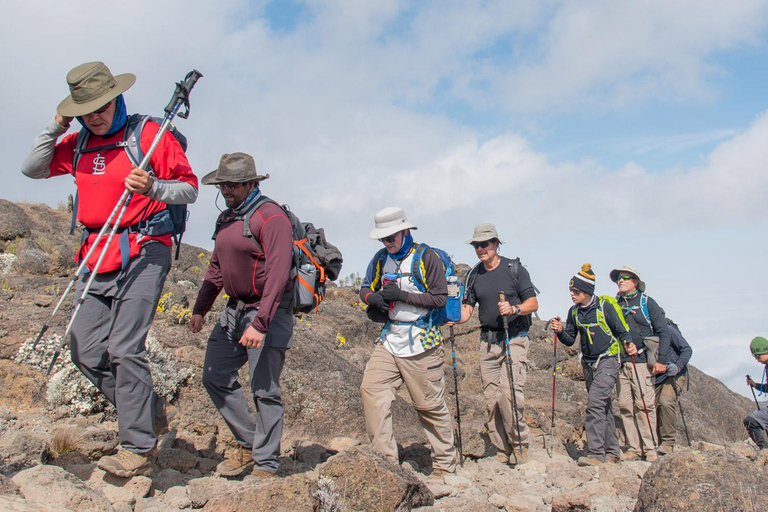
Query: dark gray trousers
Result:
<box><xmin>582</xmin><ymin>356</ymin><xmax>621</xmax><ymax>461</ymax></box>
<box><xmin>202</xmin><ymin>306</ymin><xmax>292</xmax><ymax>473</ymax></box>
<box><xmin>70</xmin><ymin>242</ymin><xmax>170</xmax><ymax>453</ymax></box>
<box><xmin>744</xmin><ymin>407</ymin><xmax>768</xmax><ymax>449</ymax></box>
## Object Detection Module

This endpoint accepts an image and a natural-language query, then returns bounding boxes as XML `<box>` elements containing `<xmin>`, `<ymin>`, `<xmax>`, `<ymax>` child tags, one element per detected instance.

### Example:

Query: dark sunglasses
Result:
<box><xmin>617</xmin><ymin>275</ymin><xmax>635</xmax><ymax>281</ymax></box>
<box><xmin>88</xmin><ymin>101</ymin><xmax>112</xmax><ymax>116</ymax></box>
<box><xmin>215</xmin><ymin>182</ymin><xmax>243</xmax><ymax>191</ymax></box>
<box><xmin>471</xmin><ymin>240</ymin><xmax>491</xmax><ymax>249</ymax></box>
<box><xmin>569</xmin><ymin>288</ymin><xmax>583</xmax><ymax>295</ymax></box>
<box><xmin>379</xmin><ymin>235</ymin><xmax>397</xmax><ymax>243</ymax></box>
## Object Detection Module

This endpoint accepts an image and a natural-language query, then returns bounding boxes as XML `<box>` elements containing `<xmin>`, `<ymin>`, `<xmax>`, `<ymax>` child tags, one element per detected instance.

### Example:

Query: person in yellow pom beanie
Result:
<box><xmin>550</xmin><ymin>264</ymin><xmax>632</xmax><ymax>466</ymax></box>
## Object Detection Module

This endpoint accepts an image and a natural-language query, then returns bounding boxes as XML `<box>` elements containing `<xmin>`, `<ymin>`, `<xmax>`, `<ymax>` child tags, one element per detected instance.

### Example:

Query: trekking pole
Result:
<box><xmin>747</xmin><ymin>375</ymin><xmax>761</xmax><ymax>410</ymax></box>
<box><xmin>547</xmin><ymin>320</ymin><xmax>557</xmax><ymax>458</ymax></box>
<box><xmin>44</xmin><ymin>70</ymin><xmax>203</xmax><ymax>374</ymax></box>
<box><xmin>449</xmin><ymin>325</ymin><xmax>463</xmax><ymax>466</ymax></box>
<box><xmin>630</xmin><ymin>354</ymin><xmax>658</xmax><ymax>449</ymax></box>
<box><xmin>499</xmin><ymin>292</ymin><xmax>524</xmax><ymax>462</ymax></box>
<box><xmin>672</xmin><ymin>380</ymin><xmax>692</xmax><ymax>447</ymax></box>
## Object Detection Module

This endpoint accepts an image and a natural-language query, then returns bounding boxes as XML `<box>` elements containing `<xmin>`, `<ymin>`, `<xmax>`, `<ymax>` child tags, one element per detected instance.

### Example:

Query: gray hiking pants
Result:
<box><xmin>70</xmin><ymin>242</ymin><xmax>170</xmax><ymax>454</ymax></box>
<box><xmin>744</xmin><ymin>406</ymin><xmax>768</xmax><ymax>449</ymax></box>
<box><xmin>202</xmin><ymin>306</ymin><xmax>293</xmax><ymax>473</ymax></box>
<box><xmin>582</xmin><ymin>356</ymin><xmax>621</xmax><ymax>461</ymax></box>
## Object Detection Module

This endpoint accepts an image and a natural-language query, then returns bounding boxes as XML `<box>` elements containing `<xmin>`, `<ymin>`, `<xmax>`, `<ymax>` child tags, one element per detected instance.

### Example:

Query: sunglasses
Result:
<box><xmin>569</xmin><ymin>288</ymin><xmax>583</xmax><ymax>295</ymax></box>
<box><xmin>215</xmin><ymin>182</ymin><xmax>243</xmax><ymax>191</ymax></box>
<box><xmin>471</xmin><ymin>240</ymin><xmax>491</xmax><ymax>249</ymax></box>
<box><xmin>88</xmin><ymin>101</ymin><xmax>112</xmax><ymax>116</ymax></box>
<box><xmin>379</xmin><ymin>235</ymin><xmax>397</xmax><ymax>243</ymax></box>
<box><xmin>617</xmin><ymin>275</ymin><xmax>635</xmax><ymax>281</ymax></box>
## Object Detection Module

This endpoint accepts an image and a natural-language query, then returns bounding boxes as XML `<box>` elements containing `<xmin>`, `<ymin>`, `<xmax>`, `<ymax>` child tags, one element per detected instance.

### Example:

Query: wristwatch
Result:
<box><xmin>513</xmin><ymin>305</ymin><xmax>521</xmax><ymax>315</ymax></box>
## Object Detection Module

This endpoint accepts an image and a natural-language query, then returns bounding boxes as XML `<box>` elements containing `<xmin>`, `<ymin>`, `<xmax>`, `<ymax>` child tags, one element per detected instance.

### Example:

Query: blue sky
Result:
<box><xmin>1</xmin><ymin>0</ymin><xmax>768</xmax><ymax>401</ymax></box>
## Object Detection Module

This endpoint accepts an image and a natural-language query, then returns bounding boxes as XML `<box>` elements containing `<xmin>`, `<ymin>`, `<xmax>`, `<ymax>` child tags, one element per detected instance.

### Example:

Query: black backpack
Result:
<box><xmin>213</xmin><ymin>195</ymin><xmax>343</xmax><ymax>314</ymax></box>
<box><xmin>71</xmin><ymin>114</ymin><xmax>189</xmax><ymax>259</ymax></box>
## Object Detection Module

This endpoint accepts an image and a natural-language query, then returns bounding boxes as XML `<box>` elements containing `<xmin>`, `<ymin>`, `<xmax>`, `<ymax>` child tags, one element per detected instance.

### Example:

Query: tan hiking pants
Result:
<box><xmin>617</xmin><ymin>361</ymin><xmax>657</xmax><ymax>456</ymax></box>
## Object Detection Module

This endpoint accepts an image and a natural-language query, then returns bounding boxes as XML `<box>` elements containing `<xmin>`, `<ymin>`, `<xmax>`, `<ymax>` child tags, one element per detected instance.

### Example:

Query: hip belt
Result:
<box><xmin>480</xmin><ymin>327</ymin><xmax>528</xmax><ymax>344</ymax></box>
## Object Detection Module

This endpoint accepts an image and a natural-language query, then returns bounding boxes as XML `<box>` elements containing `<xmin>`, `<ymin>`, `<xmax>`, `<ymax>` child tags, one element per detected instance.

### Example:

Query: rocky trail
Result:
<box><xmin>0</xmin><ymin>200</ymin><xmax>766</xmax><ymax>511</ymax></box>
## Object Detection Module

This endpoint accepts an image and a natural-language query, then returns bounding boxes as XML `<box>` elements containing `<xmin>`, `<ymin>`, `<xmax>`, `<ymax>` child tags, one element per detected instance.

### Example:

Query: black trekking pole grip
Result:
<box><xmin>164</xmin><ymin>69</ymin><xmax>204</xmax><ymax>118</ymax></box>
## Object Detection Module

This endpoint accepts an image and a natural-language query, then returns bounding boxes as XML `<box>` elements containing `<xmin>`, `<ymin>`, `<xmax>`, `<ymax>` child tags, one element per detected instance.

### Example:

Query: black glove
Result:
<box><xmin>381</xmin><ymin>282</ymin><xmax>408</xmax><ymax>303</ymax></box>
<box><xmin>367</xmin><ymin>291</ymin><xmax>388</xmax><ymax>311</ymax></box>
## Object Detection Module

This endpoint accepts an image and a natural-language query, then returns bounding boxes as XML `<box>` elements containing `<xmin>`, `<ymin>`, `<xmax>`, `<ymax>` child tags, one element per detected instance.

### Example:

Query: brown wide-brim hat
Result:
<box><xmin>610</xmin><ymin>265</ymin><xmax>646</xmax><ymax>293</ymax></box>
<box><xmin>201</xmin><ymin>152</ymin><xmax>271</xmax><ymax>185</ymax></box>
<box><xmin>57</xmin><ymin>61</ymin><xmax>136</xmax><ymax>117</ymax></box>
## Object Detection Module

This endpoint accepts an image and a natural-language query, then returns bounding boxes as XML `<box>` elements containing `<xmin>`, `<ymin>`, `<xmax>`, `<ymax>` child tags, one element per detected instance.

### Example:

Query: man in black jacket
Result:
<box><xmin>654</xmin><ymin>319</ymin><xmax>693</xmax><ymax>454</ymax></box>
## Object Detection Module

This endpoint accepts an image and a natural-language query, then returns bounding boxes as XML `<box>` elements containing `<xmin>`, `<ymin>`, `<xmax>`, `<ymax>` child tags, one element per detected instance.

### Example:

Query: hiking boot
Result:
<box><xmin>508</xmin><ymin>447</ymin><xmax>528</xmax><ymax>466</ymax></box>
<box><xmin>644</xmin><ymin>452</ymin><xmax>659</xmax><ymax>462</ymax></box>
<box><xmin>577</xmin><ymin>456</ymin><xmax>603</xmax><ymax>467</ymax></box>
<box><xmin>494</xmin><ymin>452</ymin><xmax>510</xmax><ymax>464</ymax></box>
<box><xmin>155</xmin><ymin>405</ymin><xmax>178</xmax><ymax>437</ymax></box>
<box><xmin>606</xmin><ymin>455</ymin><xmax>621</xmax><ymax>464</ymax></box>
<box><xmin>657</xmin><ymin>444</ymin><xmax>674</xmax><ymax>455</ymax></box>
<box><xmin>98</xmin><ymin>447</ymin><xmax>155</xmax><ymax>477</ymax></box>
<box><xmin>216</xmin><ymin>446</ymin><xmax>254</xmax><ymax>477</ymax></box>
<box><xmin>621</xmin><ymin>451</ymin><xmax>642</xmax><ymax>462</ymax></box>
<box><xmin>251</xmin><ymin>468</ymin><xmax>277</xmax><ymax>480</ymax></box>
<box><xmin>427</xmin><ymin>468</ymin><xmax>454</xmax><ymax>482</ymax></box>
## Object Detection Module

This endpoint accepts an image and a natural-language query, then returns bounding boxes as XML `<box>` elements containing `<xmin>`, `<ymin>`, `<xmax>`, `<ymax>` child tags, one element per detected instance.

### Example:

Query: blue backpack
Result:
<box><xmin>71</xmin><ymin>114</ymin><xmax>189</xmax><ymax>260</ymax></box>
<box><xmin>372</xmin><ymin>243</ymin><xmax>463</xmax><ymax>327</ymax></box>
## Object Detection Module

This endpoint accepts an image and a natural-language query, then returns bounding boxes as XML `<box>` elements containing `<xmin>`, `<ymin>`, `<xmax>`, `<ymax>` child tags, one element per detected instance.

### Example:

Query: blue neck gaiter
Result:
<box><xmin>76</xmin><ymin>94</ymin><xmax>128</xmax><ymax>137</ymax></box>
<box><xmin>233</xmin><ymin>186</ymin><xmax>262</xmax><ymax>215</ymax></box>
<box><xmin>392</xmin><ymin>230</ymin><xmax>414</xmax><ymax>260</ymax></box>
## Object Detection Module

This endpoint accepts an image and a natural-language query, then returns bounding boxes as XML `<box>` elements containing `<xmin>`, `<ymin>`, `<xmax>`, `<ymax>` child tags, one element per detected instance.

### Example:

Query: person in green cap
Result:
<box><xmin>744</xmin><ymin>336</ymin><xmax>768</xmax><ymax>450</ymax></box>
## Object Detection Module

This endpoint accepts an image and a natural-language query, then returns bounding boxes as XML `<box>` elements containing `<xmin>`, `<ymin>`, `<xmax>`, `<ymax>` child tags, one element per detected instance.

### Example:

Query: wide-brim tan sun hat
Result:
<box><xmin>610</xmin><ymin>265</ymin><xmax>646</xmax><ymax>293</ymax></box>
<box><xmin>201</xmin><ymin>152</ymin><xmax>271</xmax><ymax>185</ymax></box>
<box><xmin>465</xmin><ymin>222</ymin><xmax>505</xmax><ymax>244</ymax></box>
<box><xmin>57</xmin><ymin>62</ymin><xmax>136</xmax><ymax>117</ymax></box>
<box><xmin>369</xmin><ymin>207</ymin><xmax>417</xmax><ymax>240</ymax></box>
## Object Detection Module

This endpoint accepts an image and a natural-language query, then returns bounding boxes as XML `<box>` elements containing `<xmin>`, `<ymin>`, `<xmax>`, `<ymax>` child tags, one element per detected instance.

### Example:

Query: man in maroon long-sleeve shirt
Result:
<box><xmin>189</xmin><ymin>152</ymin><xmax>294</xmax><ymax>478</ymax></box>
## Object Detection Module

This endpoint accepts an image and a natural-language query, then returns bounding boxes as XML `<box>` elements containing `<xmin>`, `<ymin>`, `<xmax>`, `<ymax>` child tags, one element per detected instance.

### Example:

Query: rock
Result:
<box><xmin>174</xmin><ymin>431</ymin><xmax>217</xmax><ymax>452</ymax></box>
<box><xmin>0</xmin><ymin>474</ymin><xmax>21</xmax><ymax>497</ymax></box>
<box><xmin>196</xmin><ymin>457</ymin><xmax>219</xmax><ymax>475</ymax></box>
<box><xmin>155</xmin><ymin>448</ymin><xmax>199</xmax><ymax>473</ymax></box>
<box><xmin>33</xmin><ymin>295</ymin><xmax>53</xmax><ymax>307</ymax></box>
<box><xmin>103</xmin><ymin>484</ymin><xmax>135</xmax><ymax>506</ymax></box>
<box><xmin>125</xmin><ymin>476</ymin><xmax>154</xmax><ymax>499</ymax></box>
<box><xmin>11</xmin><ymin>465</ymin><xmax>112</xmax><ymax>511</ymax></box>
<box><xmin>187</xmin><ymin>477</ymin><xmax>239</xmax><ymax>508</ymax></box>
<box><xmin>444</xmin><ymin>474</ymin><xmax>472</xmax><ymax>488</ymax></box>
<box><xmin>488</xmin><ymin>493</ymin><xmax>507</xmax><ymax>507</ymax></box>
<box><xmin>551</xmin><ymin>488</ymin><xmax>591</xmax><ymax>512</ymax></box>
<box><xmin>507</xmin><ymin>495</ymin><xmax>543</xmax><ymax>512</ymax></box>
<box><xmin>0</xmin><ymin>432</ymin><xmax>49</xmax><ymax>471</ymax></box>
<box><xmin>0</xmin><ymin>200</ymin><xmax>32</xmax><ymax>241</ymax></box>
<box><xmin>51</xmin><ymin>451</ymin><xmax>91</xmax><ymax>470</ymax></box>
<box><xmin>0</xmin><ymin>495</ymin><xmax>46</xmax><ymax>512</ymax></box>
<box><xmin>0</xmin><ymin>254</ymin><xmax>18</xmax><ymax>275</ymax></box>
<box><xmin>317</xmin><ymin>446</ymin><xmax>433</xmax><ymax>511</ymax></box>
<box><xmin>203</xmin><ymin>474</ymin><xmax>316</xmax><ymax>511</ymax></box>
<box><xmin>161</xmin><ymin>486</ymin><xmax>191</xmax><ymax>509</ymax></box>
<box><xmin>293</xmin><ymin>441</ymin><xmax>333</xmax><ymax>465</ymax></box>
<box><xmin>77</xmin><ymin>427</ymin><xmax>119</xmax><ymax>460</ymax></box>
<box><xmin>327</xmin><ymin>436</ymin><xmax>361</xmax><ymax>453</ymax></box>
<box><xmin>152</xmin><ymin>468</ymin><xmax>186</xmax><ymax>492</ymax></box>
<box><xmin>635</xmin><ymin>446</ymin><xmax>768</xmax><ymax>511</ymax></box>
<box><xmin>690</xmin><ymin>441</ymin><xmax>725</xmax><ymax>452</ymax></box>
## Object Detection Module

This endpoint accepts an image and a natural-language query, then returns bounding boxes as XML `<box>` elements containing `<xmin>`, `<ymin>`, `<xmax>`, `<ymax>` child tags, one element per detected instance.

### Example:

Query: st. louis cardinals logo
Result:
<box><xmin>92</xmin><ymin>154</ymin><xmax>106</xmax><ymax>175</ymax></box>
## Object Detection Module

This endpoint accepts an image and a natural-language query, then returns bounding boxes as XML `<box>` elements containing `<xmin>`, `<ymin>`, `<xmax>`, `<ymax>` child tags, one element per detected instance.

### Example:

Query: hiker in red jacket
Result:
<box><xmin>21</xmin><ymin>62</ymin><xmax>197</xmax><ymax>478</ymax></box>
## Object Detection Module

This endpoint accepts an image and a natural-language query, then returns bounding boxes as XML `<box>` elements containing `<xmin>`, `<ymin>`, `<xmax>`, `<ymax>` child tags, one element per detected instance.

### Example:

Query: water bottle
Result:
<box><xmin>382</xmin><ymin>272</ymin><xmax>398</xmax><ymax>311</ymax></box>
<box><xmin>445</xmin><ymin>275</ymin><xmax>462</xmax><ymax>322</ymax></box>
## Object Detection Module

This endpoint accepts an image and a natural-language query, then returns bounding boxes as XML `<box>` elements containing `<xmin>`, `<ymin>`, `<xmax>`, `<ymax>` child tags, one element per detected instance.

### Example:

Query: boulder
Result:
<box><xmin>203</xmin><ymin>474</ymin><xmax>316</xmax><ymax>511</ymax></box>
<box><xmin>0</xmin><ymin>200</ymin><xmax>31</xmax><ymax>241</ymax></box>
<box><xmin>187</xmin><ymin>477</ymin><xmax>239</xmax><ymax>508</ymax></box>
<box><xmin>318</xmin><ymin>445</ymin><xmax>433</xmax><ymax>511</ymax></box>
<box><xmin>154</xmin><ymin>448</ymin><xmax>199</xmax><ymax>473</ymax></box>
<box><xmin>0</xmin><ymin>432</ymin><xmax>49</xmax><ymax>472</ymax></box>
<box><xmin>635</xmin><ymin>445</ymin><xmax>768</xmax><ymax>511</ymax></box>
<box><xmin>11</xmin><ymin>465</ymin><xmax>112</xmax><ymax>511</ymax></box>
<box><xmin>76</xmin><ymin>427</ymin><xmax>120</xmax><ymax>460</ymax></box>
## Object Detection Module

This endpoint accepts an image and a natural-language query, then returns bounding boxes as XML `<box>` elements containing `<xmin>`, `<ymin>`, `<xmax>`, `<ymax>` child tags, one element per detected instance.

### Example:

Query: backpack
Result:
<box><xmin>571</xmin><ymin>295</ymin><xmax>629</xmax><ymax>348</ymax></box>
<box><xmin>371</xmin><ymin>243</ymin><xmax>462</xmax><ymax>327</ymax></box>
<box><xmin>71</xmin><ymin>114</ymin><xmax>189</xmax><ymax>259</ymax></box>
<box><xmin>214</xmin><ymin>195</ymin><xmax>343</xmax><ymax>315</ymax></box>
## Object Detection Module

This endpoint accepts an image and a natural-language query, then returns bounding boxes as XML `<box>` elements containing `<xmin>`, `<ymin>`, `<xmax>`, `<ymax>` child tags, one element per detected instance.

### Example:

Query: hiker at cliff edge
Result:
<box><xmin>744</xmin><ymin>337</ymin><xmax>768</xmax><ymax>450</ymax></box>
<box><xmin>455</xmin><ymin>223</ymin><xmax>538</xmax><ymax>465</ymax></box>
<box><xmin>550</xmin><ymin>264</ymin><xmax>631</xmax><ymax>466</ymax></box>
<box><xmin>21</xmin><ymin>62</ymin><xmax>198</xmax><ymax>477</ymax></box>
<box><xmin>188</xmin><ymin>153</ymin><xmax>293</xmax><ymax>479</ymax></box>
<box><xmin>359</xmin><ymin>207</ymin><xmax>457</xmax><ymax>481</ymax></box>
<box><xmin>611</xmin><ymin>266</ymin><xmax>670</xmax><ymax>462</ymax></box>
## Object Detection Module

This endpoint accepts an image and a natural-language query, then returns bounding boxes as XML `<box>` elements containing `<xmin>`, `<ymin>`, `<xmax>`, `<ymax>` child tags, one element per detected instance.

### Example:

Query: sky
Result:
<box><xmin>1</xmin><ymin>0</ymin><xmax>767</xmax><ymax>399</ymax></box>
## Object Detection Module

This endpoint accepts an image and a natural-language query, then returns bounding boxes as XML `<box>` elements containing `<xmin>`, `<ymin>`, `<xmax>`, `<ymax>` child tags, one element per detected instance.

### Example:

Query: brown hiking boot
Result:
<box><xmin>577</xmin><ymin>456</ymin><xmax>603</xmax><ymax>467</ymax></box>
<box><xmin>251</xmin><ymin>468</ymin><xmax>277</xmax><ymax>480</ymax></box>
<box><xmin>644</xmin><ymin>452</ymin><xmax>659</xmax><ymax>462</ymax></box>
<box><xmin>98</xmin><ymin>447</ymin><xmax>155</xmax><ymax>477</ymax></box>
<box><xmin>216</xmin><ymin>446</ymin><xmax>254</xmax><ymax>477</ymax></box>
<box><xmin>508</xmin><ymin>447</ymin><xmax>528</xmax><ymax>466</ymax></box>
<box><xmin>657</xmin><ymin>444</ymin><xmax>674</xmax><ymax>455</ymax></box>
<box><xmin>494</xmin><ymin>452</ymin><xmax>510</xmax><ymax>463</ymax></box>
<box><xmin>155</xmin><ymin>405</ymin><xmax>178</xmax><ymax>437</ymax></box>
<box><xmin>621</xmin><ymin>451</ymin><xmax>642</xmax><ymax>462</ymax></box>
<box><xmin>606</xmin><ymin>455</ymin><xmax>621</xmax><ymax>464</ymax></box>
<box><xmin>427</xmin><ymin>468</ymin><xmax>454</xmax><ymax>482</ymax></box>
